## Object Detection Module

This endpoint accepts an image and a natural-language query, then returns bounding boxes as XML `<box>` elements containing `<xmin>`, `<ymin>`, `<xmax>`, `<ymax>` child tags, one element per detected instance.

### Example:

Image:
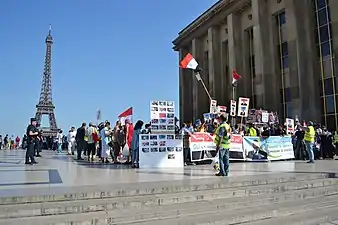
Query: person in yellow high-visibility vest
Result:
<box><xmin>247</xmin><ymin>123</ymin><xmax>257</xmax><ymax>136</ymax></box>
<box><xmin>298</xmin><ymin>121</ymin><xmax>315</xmax><ymax>163</ymax></box>
<box><xmin>214</xmin><ymin>114</ymin><xmax>231</xmax><ymax>176</ymax></box>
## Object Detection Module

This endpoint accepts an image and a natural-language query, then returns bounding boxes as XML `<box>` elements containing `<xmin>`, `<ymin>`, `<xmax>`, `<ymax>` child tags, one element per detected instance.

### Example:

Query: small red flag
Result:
<box><xmin>232</xmin><ymin>70</ymin><xmax>241</xmax><ymax>85</ymax></box>
<box><xmin>180</xmin><ymin>53</ymin><xmax>199</xmax><ymax>70</ymax></box>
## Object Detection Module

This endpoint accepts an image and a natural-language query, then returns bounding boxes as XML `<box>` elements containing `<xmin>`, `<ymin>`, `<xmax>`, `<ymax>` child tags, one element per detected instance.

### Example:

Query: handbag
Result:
<box><xmin>122</xmin><ymin>144</ymin><xmax>130</xmax><ymax>156</ymax></box>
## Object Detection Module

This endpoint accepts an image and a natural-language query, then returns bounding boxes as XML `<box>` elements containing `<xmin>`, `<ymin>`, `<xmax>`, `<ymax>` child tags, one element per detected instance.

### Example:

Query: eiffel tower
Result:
<box><xmin>35</xmin><ymin>25</ymin><xmax>58</xmax><ymax>136</ymax></box>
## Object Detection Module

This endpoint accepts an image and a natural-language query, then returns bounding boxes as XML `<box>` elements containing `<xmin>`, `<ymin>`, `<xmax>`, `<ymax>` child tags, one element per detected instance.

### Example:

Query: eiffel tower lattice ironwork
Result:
<box><xmin>35</xmin><ymin>25</ymin><xmax>58</xmax><ymax>136</ymax></box>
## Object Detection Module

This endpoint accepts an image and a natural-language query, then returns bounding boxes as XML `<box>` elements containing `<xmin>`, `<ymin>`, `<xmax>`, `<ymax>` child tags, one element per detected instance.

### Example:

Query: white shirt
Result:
<box><xmin>67</xmin><ymin>131</ymin><xmax>76</xmax><ymax>142</ymax></box>
<box><xmin>57</xmin><ymin>133</ymin><xmax>63</xmax><ymax>143</ymax></box>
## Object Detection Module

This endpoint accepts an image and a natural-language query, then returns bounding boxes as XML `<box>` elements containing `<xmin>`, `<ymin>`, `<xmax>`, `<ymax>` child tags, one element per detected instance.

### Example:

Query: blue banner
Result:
<box><xmin>243</xmin><ymin>136</ymin><xmax>294</xmax><ymax>161</ymax></box>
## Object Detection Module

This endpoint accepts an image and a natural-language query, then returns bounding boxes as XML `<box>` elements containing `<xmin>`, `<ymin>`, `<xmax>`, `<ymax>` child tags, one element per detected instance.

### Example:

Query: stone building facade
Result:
<box><xmin>172</xmin><ymin>0</ymin><xmax>338</xmax><ymax>130</ymax></box>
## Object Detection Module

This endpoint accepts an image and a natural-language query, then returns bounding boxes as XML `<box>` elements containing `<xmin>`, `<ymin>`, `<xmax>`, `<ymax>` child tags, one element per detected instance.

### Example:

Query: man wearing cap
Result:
<box><xmin>25</xmin><ymin>118</ymin><xmax>39</xmax><ymax>165</ymax></box>
<box><xmin>298</xmin><ymin>121</ymin><xmax>315</xmax><ymax>163</ymax></box>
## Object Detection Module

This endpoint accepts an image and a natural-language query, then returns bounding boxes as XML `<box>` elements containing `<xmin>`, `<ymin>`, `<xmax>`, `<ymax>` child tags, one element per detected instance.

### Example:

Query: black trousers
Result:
<box><xmin>87</xmin><ymin>143</ymin><xmax>96</xmax><ymax>157</ymax></box>
<box><xmin>77</xmin><ymin>141</ymin><xmax>86</xmax><ymax>159</ymax></box>
<box><xmin>26</xmin><ymin>143</ymin><xmax>36</xmax><ymax>163</ymax></box>
<box><xmin>183</xmin><ymin>148</ymin><xmax>190</xmax><ymax>163</ymax></box>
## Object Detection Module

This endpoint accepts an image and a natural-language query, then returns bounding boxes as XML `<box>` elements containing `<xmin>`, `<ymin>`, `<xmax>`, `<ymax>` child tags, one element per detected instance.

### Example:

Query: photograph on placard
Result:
<box><xmin>168</xmin><ymin>154</ymin><xmax>175</xmax><ymax>159</ymax></box>
<box><xmin>167</xmin><ymin>147</ymin><xmax>175</xmax><ymax>152</ymax></box>
<box><xmin>159</xmin><ymin>125</ymin><xmax>167</xmax><ymax>130</ymax></box>
<box><xmin>151</xmin><ymin>101</ymin><xmax>159</xmax><ymax>106</ymax></box>
<box><xmin>237</xmin><ymin>97</ymin><xmax>250</xmax><ymax>117</ymax></box>
<box><xmin>151</xmin><ymin>147</ymin><xmax>159</xmax><ymax>152</ymax></box>
<box><xmin>150</xmin><ymin>135</ymin><xmax>157</xmax><ymax>140</ymax></box>
<box><xmin>167</xmin><ymin>113</ymin><xmax>175</xmax><ymax>118</ymax></box>
<box><xmin>167</xmin><ymin>101</ymin><xmax>174</xmax><ymax>107</ymax></box>
<box><xmin>159</xmin><ymin>101</ymin><xmax>167</xmax><ymax>106</ymax></box>
<box><xmin>175</xmin><ymin>135</ymin><xmax>182</xmax><ymax>139</ymax></box>
<box><xmin>159</xmin><ymin>147</ymin><xmax>166</xmax><ymax>152</ymax></box>
<box><xmin>151</xmin><ymin>106</ymin><xmax>159</xmax><ymax>111</ymax></box>
<box><xmin>150</xmin><ymin>141</ymin><xmax>158</xmax><ymax>146</ymax></box>
<box><xmin>141</xmin><ymin>135</ymin><xmax>149</xmax><ymax>140</ymax></box>
<box><xmin>159</xmin><ymin>107</ymin><xmax>166</xmax><ymax>112</ymax></box>
<box><xmin>167</xmin><ymin>118</ymin><xmax>174</xmax><ymax>125</ymax></box>
<box><xmin>142</xmin><ymin>142</ymin><xmax>149</xmax><ymax>147</ymax></box>
<box><xmin>167</xmin><ymin>107</ymin><xmax>174</xmax><ymax>112</ymax></box>
<box><xmin>167</xmin><ymin>135</ymin><xmax>174</xmax><ymax>139</ymax></box>
<box><xmin>151</xmin><ymin>125</ymin><xmax>159</xmax><ymax>130</ymax></box>
<box><xmin>142</xmin><ymin>148</ymin><xmax>150</xmax><ymax>153</ymax></box>
<box><xmin>159</xmin><ymin>141</ymin><xmax>166</xmax><ymax>146</ymax></box>
<box><xmin>159</xmin><ymin>119</ymin><xmax>167</xmax><ymax>124</ymax></box>
<box><xmin>175</xmin><ymin>147</ymin><xmax>183</xmax><ymax>152</ymax></box>
<box><xmin>159</xmin><ymin>135</ymin><xmax>166</xmax><ymax>139</ymax></box>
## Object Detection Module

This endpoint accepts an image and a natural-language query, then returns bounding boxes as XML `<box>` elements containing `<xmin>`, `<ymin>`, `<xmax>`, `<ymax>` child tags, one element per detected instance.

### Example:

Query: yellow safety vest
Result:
<box><xmin>249</xmin><ymin>127</ymin><xmax>257</xmax><ymax>136</ymax></box>
<box><xmin>304</xmin><ymin>126</ymin><xmax>315</xmax><ymax>143</ymax></box>
<box><xmin>214</xmin><ymin>123</ymin><xmax>230</xmax><ymax>149</ymax></box>
<box><xmin>334</xmin><ymin>131</ymin><xmax>338</xmax><ymax>143</ymax></box>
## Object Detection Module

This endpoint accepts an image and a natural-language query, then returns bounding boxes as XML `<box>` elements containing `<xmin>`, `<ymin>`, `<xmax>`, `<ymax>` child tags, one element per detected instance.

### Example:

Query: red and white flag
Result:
<box><xmin>180</xmin><ymin>53</ymin><xmax>199</xmax><ymax>70</ymax></box>
<box><xmin>118</xmin><ymin>107</ymin><xmax>133</xmax><ymax>125</ymax></box>
<box><xmin>232</xmin><ymin>70</ymin><xmax>241</xmax><ymax>86</ymax></box>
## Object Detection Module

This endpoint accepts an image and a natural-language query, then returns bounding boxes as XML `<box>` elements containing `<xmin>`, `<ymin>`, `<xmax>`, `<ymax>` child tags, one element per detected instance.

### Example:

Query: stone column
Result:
<box><xmin>227</xmin><ymin>13</ymin><xmax>242</xmax><ymax>100</ymax></box>
<box><xmin>290</xmin><ymin>0</ymin><xmax>319</xmax><ymax>120</ymax></box>
<box><xmin>251</xmin><ymin>0</ymin><xmax>276</xmax><ymax>110</ymax></box>
<box><xmin>191</xmin><ymin>38</ymin><xmax>202</xmax><ymax>120</ymax></box>
<box><xmin>207</xmin><ymin>26</ymin><xmax>221</xmax><ymax>103</ymax></box>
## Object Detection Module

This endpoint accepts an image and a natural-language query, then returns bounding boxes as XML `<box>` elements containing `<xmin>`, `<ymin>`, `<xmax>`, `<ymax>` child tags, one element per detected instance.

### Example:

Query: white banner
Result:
<box><xmin>139</xmin><ymin>134</ymin><xmax>183</xmax><ymax>168</ymax></box>
<box><xmin>150</xmin><ymin>100</ymin><xmax>175</xmax><ymax>133</ymax></box>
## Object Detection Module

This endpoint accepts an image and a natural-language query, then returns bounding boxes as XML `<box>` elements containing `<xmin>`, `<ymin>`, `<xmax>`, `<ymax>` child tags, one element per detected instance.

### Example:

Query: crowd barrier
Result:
<box><xmin>188</xmin><ymin>132</ymin><xmax>294</xmax><ymax>162</ymax></box>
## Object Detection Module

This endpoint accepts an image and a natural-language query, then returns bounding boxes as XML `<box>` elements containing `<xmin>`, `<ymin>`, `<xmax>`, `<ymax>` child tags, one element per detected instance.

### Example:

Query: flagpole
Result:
<box><xmin>232</xmin><ymin>86</ymin><xmax>236</xmax><ymax>126</ymax></box>
<box><xmin>195</xmin><ymin>71</ymin><xmax>212</xmax><ymax>101</ymax></box>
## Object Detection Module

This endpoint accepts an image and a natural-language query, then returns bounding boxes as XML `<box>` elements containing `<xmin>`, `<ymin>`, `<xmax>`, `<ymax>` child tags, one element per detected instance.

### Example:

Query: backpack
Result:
<box><xmin>92</xmin><ymin>130</ymin><xmax>99</xmax><ymax>142</ymax></box>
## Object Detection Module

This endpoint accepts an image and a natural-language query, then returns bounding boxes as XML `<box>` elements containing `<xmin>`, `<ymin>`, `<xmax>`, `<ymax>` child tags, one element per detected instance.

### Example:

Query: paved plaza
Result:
<box><xmin>1</xmin><ymin>149</ymin><xmax>338</xmax><ymax>224</ymax></box>
<box><xmin>0</xmin><ymin>149</ymin><xmax>338</xmax><ymax>195</ymax></box>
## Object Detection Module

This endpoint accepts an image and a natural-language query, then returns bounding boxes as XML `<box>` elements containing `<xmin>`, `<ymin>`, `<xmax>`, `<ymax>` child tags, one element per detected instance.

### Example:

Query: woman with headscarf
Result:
<box><xmin>100</xmin><ymin>121</ymin><xmax>112</xmax><ymax>163</ymax></box>
<box><xmin>130</xmin><ymin>120</ymin><xmax>144</xmax><ymax>168</ymax></box>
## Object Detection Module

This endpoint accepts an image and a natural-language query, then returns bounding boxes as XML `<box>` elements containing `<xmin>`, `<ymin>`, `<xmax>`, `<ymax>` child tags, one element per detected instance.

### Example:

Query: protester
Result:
<box><xmin>130</xmin><ymin>120</ymin><xmax>143</xmax><ymax>168</ymax></box>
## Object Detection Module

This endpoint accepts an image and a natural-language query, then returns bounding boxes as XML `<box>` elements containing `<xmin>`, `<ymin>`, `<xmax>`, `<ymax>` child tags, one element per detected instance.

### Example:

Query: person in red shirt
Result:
<box><xmin>15</xmin><ymin>136</ymin><xmax>20</xmax><ymax>149</ymax></box>
<box><xmin>125</xmin><ymin>119</ymin><xmax>134</xmax><ymax>149</ymax></box>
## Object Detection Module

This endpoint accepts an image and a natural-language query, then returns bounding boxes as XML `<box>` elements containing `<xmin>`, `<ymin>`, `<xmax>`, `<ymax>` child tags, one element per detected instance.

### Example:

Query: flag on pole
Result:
<box><xmin>96</xmin><ymin>109</ymin><xmax>101</xmax><ymax>121</ymax></box>
<box><xmin>232</xmin><ymin>70</ymin><xmax>241</xmax><ymax>86</ymax></box>
<box><xmin>180</xmin><ymin>53</ymin><xmax>199</xmax><ymax>70</ymax></box>
<box><xmin>118</xmin><ymin>107</ymin><xmax>133</xmax><ymax>125</ymax></box>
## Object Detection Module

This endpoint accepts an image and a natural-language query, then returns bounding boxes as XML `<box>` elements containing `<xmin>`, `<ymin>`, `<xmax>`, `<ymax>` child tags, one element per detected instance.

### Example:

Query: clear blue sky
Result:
<box><xmin>0</xmin><ymin>0</ymin><xmax>217</xmax><ymax>136</ymax></box>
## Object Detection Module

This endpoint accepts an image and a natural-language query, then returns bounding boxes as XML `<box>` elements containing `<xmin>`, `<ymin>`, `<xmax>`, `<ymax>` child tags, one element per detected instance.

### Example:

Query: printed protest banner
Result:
<box><xmin>230</xmin><ymin>100</ymin><xmax>237</xmax><ymax>117</ymax></box>
<box><xmin>237</xmin><ymin>97</ymin><xmax>250</xmax><ymax>117</ymax></box>
<box><xmin>285</xmin><ymin>118</ymin><xmax>295</xmax><ymax>134</ymax></box>
<box><xmin>209</xmin><ymin>100</ymin><xmax>217</xmax><ymax>114</ymax></box>
<box><xmin>217</xmin><ymin>106</ymin><xmax>227</xmax><ymax>114</ymax></box>
<box><xmin>243</xmin><ymin>136</ymin><xmax>294</xmax><ymax>161</ymax></box>
<box><xmin>189</xmin><ymin>133</ymin><xmax>244</xmax><ymax>161</ymax></box>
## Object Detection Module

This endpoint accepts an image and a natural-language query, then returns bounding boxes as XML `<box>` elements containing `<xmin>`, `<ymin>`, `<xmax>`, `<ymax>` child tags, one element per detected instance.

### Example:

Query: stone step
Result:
<box><xmin>0</xmin><ymin>173</ymin><xmax>332</xmax><ymax>205</ymax></box>
<box><xmin>2</xmin><ymin>188</ymin><xmax>338</xmax><ymax>225</ymax></box>
<box><xmin>0</xmin><ymin>177</ymin><xmax>337</xmax><ymax>219</ymax></box>
<box><xmin>243</xmin><ymin>203</ymin><xmax>338</xmax><ymax>225</ymax></box>
<box><xmin>124</xmin><ymin>195</ymin><xmax>338</xmax><ymax>225</ymax></box>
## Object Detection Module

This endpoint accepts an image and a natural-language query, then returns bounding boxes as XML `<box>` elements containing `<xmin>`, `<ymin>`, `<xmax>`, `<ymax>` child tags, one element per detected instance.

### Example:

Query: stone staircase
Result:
<box><xmin>1</xmin><ymin>173</ymin><xmax>338</xmax><ymax>225</ymax></box>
